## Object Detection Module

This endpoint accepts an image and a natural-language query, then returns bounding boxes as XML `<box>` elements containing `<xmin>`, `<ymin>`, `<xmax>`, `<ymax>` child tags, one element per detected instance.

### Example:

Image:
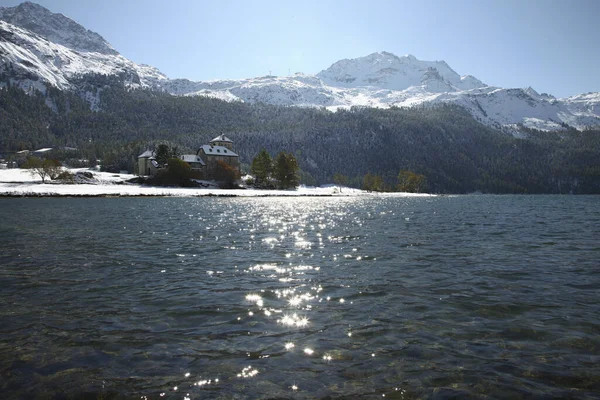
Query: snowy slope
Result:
<box><xmin>162</xmin><ymin>73</ymin><xmax>337</xmax><ymax>106</ymax></box>
<box><xmin>164</xmin><ymin>52</ymin><xmax>600</xmax><ymax>132</ymax></box>
<box><xmin>155</xmin><ymin>51</ymin><xmax>600</xmax><ymax>132</ymax></box>
<box><xmin>0</xmin><ymin>2</ymin><xmax>117</xmax><ymax>55</ymax></box>
<box><xmin>0</xmin><ymin>2</ymin><xmax>168</xmax><ymax>99</ymax></box>
<box><xmin>0</xmin><ymin>2</ymin><xmax>599</xmax><ymax>132</ymax></box>
<box><xmin>0</xmin><ymin>20</ymin><xmax>160</xmax><ymax>91</ymax></box>
<box><xmin>561</xmin><ymin>92</ymin><xmax>600</xmax><ymax>129</ymax></box>
<box><xmin>317</xmin><ymin>51</ymin><xmax>485</xmax><ymax>91</ymax></box>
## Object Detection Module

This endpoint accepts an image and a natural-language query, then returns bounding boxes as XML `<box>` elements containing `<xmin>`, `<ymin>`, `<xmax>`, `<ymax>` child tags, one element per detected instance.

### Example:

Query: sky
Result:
<box><xmin>0</xmin><ymin>0</ymin><xmax>599</xmax><ymax>98</ymax></box>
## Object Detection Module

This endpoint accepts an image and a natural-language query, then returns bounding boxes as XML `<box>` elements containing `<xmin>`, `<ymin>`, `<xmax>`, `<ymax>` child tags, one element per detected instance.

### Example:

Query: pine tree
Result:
<box><xmin>274</xmin><ymin>152</ymin><xmax>299</xmax><ymax>189</ymax></box>
<box><xmin>155</xmin><ymin>144</ymin><xmax>170</xmax><ymax>167</ymax></box>
<box><xmin>250</xmin><ymin>149</ymin><xmax>273</xmax><ymax>187</ymax></box>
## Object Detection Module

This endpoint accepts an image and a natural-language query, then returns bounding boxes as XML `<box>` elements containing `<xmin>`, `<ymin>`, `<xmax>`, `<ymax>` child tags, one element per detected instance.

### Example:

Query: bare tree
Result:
<box><xmin>23</xmin><ymin>157</ymin><xmax>62</xmax><ymax>183</ymax></box>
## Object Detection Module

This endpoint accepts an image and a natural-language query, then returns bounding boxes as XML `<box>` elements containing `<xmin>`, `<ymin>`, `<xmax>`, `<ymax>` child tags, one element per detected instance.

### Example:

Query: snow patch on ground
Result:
<box><xmin>0</xmin><ymin>168</ymin><xmax>133</xmax><ymax>183</ymax></box>
<box><xmin>0</xmin><ymin>169</ymin><xmax>432</xmax><ymax>197</ymax></box>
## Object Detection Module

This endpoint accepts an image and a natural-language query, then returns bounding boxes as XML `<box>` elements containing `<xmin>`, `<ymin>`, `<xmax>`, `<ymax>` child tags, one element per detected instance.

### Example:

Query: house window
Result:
<box><xmin>217</xmin><ymin>149</ymin><xmax>220</xmax><ymax>153</ymax></box>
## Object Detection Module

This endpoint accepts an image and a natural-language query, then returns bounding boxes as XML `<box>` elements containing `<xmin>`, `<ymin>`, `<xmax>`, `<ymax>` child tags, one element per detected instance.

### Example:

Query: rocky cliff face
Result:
<box><xmin>0</xmin><ymin>1</ymin><xmax>117</xmax><ymax>55</ymax></box>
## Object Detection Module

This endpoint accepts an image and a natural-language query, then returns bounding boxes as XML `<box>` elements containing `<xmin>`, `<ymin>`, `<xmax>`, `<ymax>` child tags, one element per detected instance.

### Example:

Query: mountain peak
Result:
<box><xmin>12</xmin><ymin>1</ymin><xmax>45</xmax><ymax>11</ymax></box>
<box><xmin>0</xmin><ymin>4</ymin><xmax>595</xmax><ymax>133</ymax></box>
<box><xmin>0</xmin><ymin>1</ymin><xmax>117</xmax><ymax>55</ymax></box>
<box><xmin>316</xmin><ymin>51</ymin><xmax>482</xmax><ymax>91</ymax></box>
<box><xmin>366</xmin><ymin>51</ymin><xmax>418</xmax><ymax>63</ymax></box>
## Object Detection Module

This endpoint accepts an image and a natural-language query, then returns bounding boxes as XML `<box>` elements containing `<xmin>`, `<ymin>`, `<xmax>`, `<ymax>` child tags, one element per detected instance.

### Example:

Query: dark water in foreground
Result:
<box><xmin>0</xmin><ymin>196</ymin><xmax>599</xmax><ymax>399</ymax></box>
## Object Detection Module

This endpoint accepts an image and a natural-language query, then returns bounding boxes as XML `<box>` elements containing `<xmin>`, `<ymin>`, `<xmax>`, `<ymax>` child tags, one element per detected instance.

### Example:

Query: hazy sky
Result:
<box><xmin>1</xmin><ymin>0</ymin><xmax>598</xmax><ymax>98</ymax></box>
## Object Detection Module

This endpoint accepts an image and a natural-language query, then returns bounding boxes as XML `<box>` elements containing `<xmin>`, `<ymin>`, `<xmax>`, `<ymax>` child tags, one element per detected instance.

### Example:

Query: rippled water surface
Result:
<box><xmin>1</xmin><ymin>196</ymin><xmax>599</xmax><ymax>399</ymax></box>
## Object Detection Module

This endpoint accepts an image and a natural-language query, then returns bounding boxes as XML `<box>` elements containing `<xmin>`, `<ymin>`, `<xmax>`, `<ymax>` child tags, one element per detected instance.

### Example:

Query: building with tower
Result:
<box><xmin>194</xmin><ymin>134</ymin><xmax>240</xmax><ymax>180</ymax></box>
<box><xmin>138</xmin><ymin>134</ymin><xmax>240</xmax><ymax>181</ymax></box>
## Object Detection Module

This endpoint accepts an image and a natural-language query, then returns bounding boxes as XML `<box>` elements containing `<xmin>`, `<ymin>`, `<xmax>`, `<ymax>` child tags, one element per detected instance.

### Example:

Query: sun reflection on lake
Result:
<box><xmin>3</xmin><ymin>196</ymin><xmax>596</xmax><ymax>399</ymax></box>
<box><xmin>303</xmin><ymin>348</ymin><xmax>314</xmax><ymax>356</ymax></box>
<box><xmin>278</xmin><ymin>313</ymin><xmax>309</xmax><ymax>328</ymax></box>
<box><xmin>237</xmin><ymin>366</ymin><xmax>259</xmax><ymax>378</ymax></box>
<box><xmin>245</xmin><ymin>293</ymin><xmax>264</xmax><ymax>307</ymax></box>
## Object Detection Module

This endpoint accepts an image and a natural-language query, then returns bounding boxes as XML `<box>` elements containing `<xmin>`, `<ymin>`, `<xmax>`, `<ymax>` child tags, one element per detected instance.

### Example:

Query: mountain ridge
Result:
<box><xmin>0</xmin><ymin>1</ymin><xmax>117</xmax><ymax>55</ymax></box>
<box><xmin>1</xmin><ymin>2</ymin><xmax>599</xmax><ymax>133</ymax></box>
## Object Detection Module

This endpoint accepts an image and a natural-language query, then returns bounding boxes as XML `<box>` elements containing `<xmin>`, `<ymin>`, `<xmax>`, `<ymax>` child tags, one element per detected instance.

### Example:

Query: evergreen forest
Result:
<box><xmin>1</xmin><ymin>82</ymin><xmax>599</xmax><ymax>193</ymax></box>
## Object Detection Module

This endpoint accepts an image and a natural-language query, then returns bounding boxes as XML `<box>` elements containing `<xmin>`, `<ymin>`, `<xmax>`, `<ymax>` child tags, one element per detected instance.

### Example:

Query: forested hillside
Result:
<box><xmin>1</xmin><ymin>83</ymin><xmax>599</xmax><ymax>193</ymax></box>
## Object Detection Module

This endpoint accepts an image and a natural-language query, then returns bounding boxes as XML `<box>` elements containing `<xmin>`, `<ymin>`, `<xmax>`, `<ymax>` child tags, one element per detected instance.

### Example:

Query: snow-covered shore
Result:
<box><xmin>0</xmin><ymin>169</ymin><xmax>433</xmax><ymax>198</ymax></box>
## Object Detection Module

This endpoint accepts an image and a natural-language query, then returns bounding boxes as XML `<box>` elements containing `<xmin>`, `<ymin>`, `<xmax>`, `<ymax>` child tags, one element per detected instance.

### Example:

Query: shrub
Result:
<box><xmin>214</xmin><ymin>160</ymin><xmax>241</xmax><ymax>189</ymax></box>
<box><xmin>56</xmin><ymin>170</ymin><xmax>75</xmax><ymax>183</ymax></box>
<box><xmin>150</xmin><ymin>157</ymin><xmax>196</xmax><ymax>186</ymax></box>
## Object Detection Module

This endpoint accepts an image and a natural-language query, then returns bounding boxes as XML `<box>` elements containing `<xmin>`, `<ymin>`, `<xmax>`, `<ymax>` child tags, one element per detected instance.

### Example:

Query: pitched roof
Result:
<box><xmin>199</xmin><ymin>145</ymin><xmax>238</xmax><ymax>157</ymax></box>
<box><xmin>180</xmin><ymin>154</ymin><xmax>206</xmax><ymax>165</ymax></box>
<box><xmin>210</xmin><ymin>134</ymin><xmax>233</xmax><ymax>143</ymax></box>
<box><xmin>138</xmin><ymin>150</ymin><xmax>155</xmax><ymax>159</ymax></box>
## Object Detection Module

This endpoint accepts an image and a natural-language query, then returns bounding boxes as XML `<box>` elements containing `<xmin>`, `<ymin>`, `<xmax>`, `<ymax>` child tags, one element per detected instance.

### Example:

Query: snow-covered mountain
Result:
<box><xmin>1</xmin><ymin>2</ymin><xmax>599</xmax><ymax>132</ymax></box>
<box><xmin>317</xmin><ymin>51</ymin><xmax>485</xmax><ymax>92</ymax></box>
<box><xmin>159</xmin><ymin>52</ymin><xmax>600</xmax><ymax>132</ymax></box>
<box><xmin>0</xmin><ymin>1</ymin><xmax>117</xmax><ymax>55</ymax></box>
<box><xmin>0</xmin><ymin>1</ymin><xmax>167</xmax><ymax>109</ymax></box>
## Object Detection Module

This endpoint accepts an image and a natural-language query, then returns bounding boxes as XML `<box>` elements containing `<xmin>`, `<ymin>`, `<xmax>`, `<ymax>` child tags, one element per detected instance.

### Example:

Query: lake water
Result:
<box><xmin>0</xmin><ymin>195</ymin><xmax>599</xmax><ymax>399</ymax></box>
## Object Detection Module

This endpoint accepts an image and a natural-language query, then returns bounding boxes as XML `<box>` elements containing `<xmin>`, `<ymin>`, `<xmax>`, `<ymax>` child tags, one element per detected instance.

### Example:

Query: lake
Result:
<box><xmin>0</xmin><ymin>195</ymin><xmax>599</xmax><ymax>399</ymax></box>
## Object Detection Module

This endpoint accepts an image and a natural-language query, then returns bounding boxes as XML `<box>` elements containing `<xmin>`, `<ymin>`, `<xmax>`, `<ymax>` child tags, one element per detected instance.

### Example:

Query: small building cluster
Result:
<box><xmin>1</xmin><ymin>147</ymin><xmax>79</xmax><ymax>169</ymax></box>
<box><xmin>137</xmin><ymin>135</ymin><xmax>240</xmax><ymax>180</ymax></box>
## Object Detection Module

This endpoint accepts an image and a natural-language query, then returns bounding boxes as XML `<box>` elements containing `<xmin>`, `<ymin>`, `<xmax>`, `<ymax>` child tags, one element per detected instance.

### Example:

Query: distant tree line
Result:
<box><xmin>330</xmin><ymin>170</ymin><xmax>426</xmax><ymax>193</ymax></box>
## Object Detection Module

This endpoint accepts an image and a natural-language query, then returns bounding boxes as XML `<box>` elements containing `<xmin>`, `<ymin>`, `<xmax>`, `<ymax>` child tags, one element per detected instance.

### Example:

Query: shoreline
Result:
<box><xmin>0</xmin><ymin>183</ymin><xmax>432</xmax><ymax>198</ymax></box>
<box><xmin>0</xmin><ymin>191</ymin><xmax>347</xmax><ymax>198</ymax></box>
<box><xmin>0</xmin><ymin>169</ymin><xmax>434</xmax><ymax>198</ymax></box>
<box><xmin>0</xmin><ymin>187</ymin><xmax>432</xmax><ymax>198</ymax></box>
